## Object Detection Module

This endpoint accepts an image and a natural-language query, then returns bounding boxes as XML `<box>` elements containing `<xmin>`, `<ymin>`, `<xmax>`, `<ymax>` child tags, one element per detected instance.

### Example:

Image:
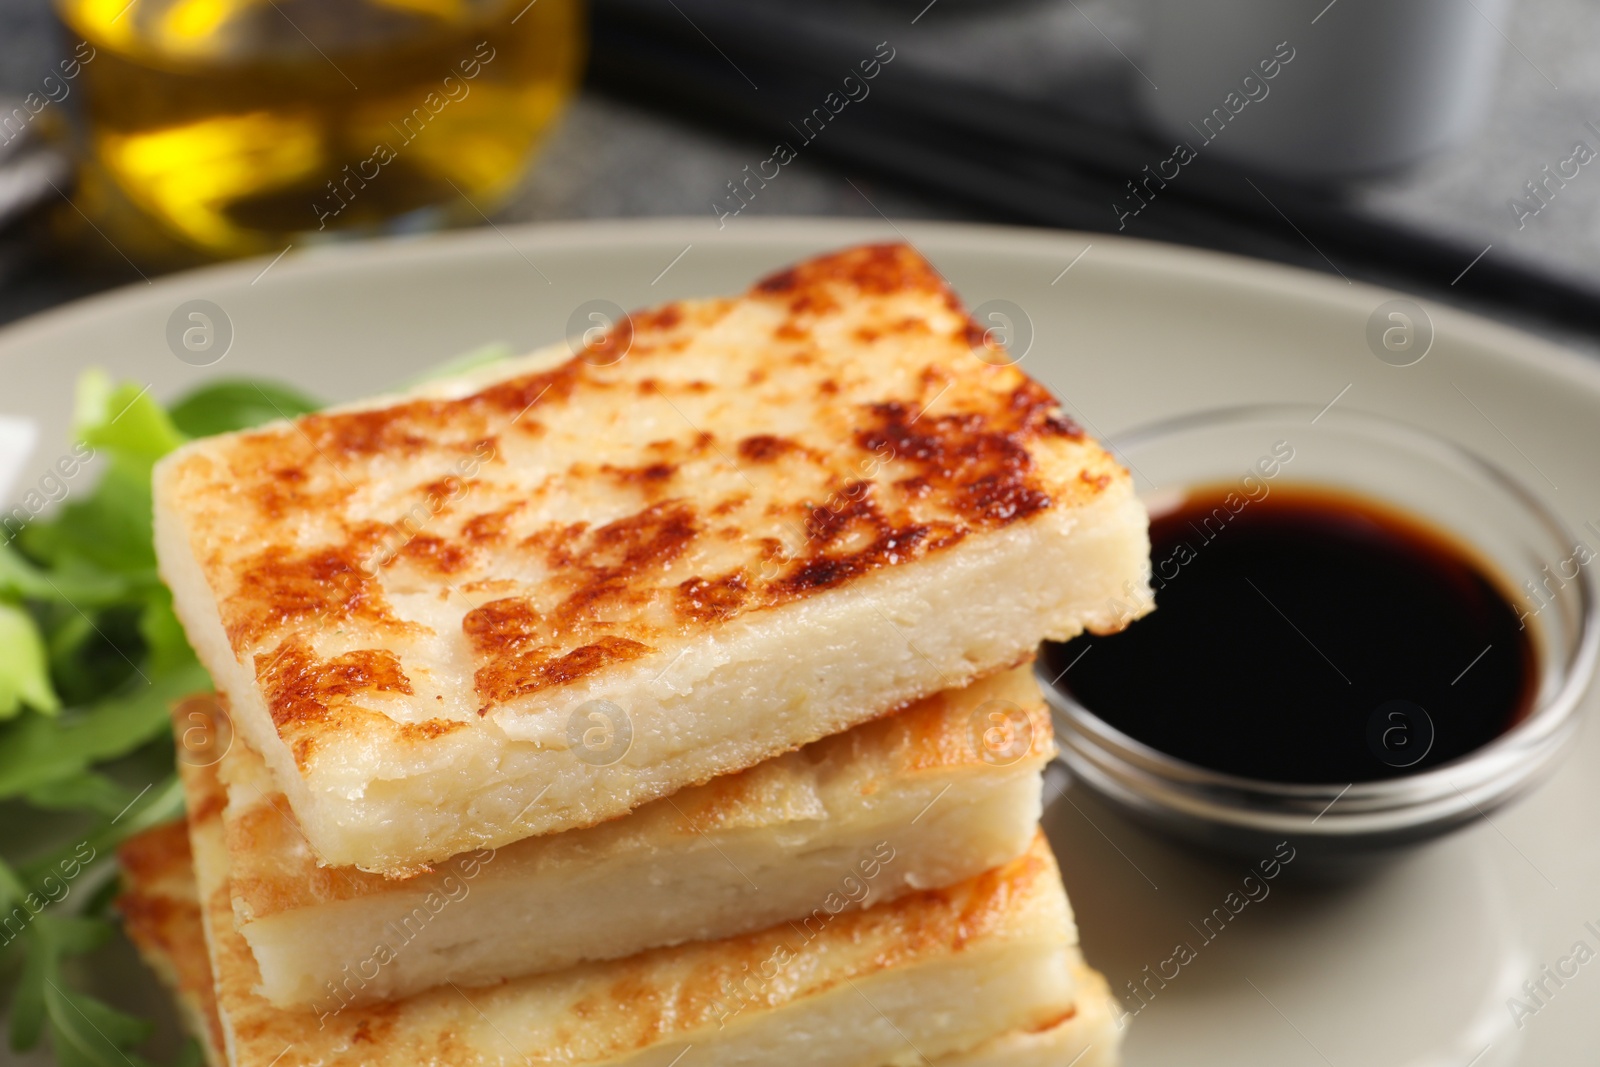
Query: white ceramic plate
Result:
<box><xmin>3</xmin><ymin>218</ymin><xmax>1598</xmax><ymax>1065</ymax></box>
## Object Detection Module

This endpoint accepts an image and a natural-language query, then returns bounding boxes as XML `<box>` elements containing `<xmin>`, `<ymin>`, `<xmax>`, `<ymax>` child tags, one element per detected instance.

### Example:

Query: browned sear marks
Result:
<box><xmin>223</xmin><ymin>544</ymin><xmax>399</xmax><ymax>650</ymax></box>
<box><xmin>461</xmin><ymin>503</ymin><xmax>522</xmax><ymax>546</ymax></box>
<box><xmin>467</xmin><ymin>613</ymin><xmax>654</xmax><ymax>709</ymax></box>
<box><xmin>254</xmin><ymin>639</ymin><xmax>413</xmax><ymax>733</ymax></box>
<box><xmin>756</xmin><ymin>242</ymin><xmax>947</xmax><ymax>301</ymax></box>
<box><xmin>602</xmin><ymin>461</ymin><xmax>678</xmax><ymax>498</ymax></box>
<box><xmin>167</xmin><ymin>241</ymin><xmax>1116</xmax><ymax>747</ymax></box>
<box><xmin>632</xmin><ymin>303</ymin><xmax>683</xmax><ymax>332</ymax></box>
<box><xmin>544</xmin><ymin>502</ymin><xmax>699</xmax><ymax>625</ymax></box>
<box><xmin>737</xmin><ymin>434</ymin><xmax>799</xmax><ymax>463</ymax></box>
<box><xmin>463</xmin><ymin>502</ymin><xmax>688</xmax><ymax>708</ymax></box>
<box><xmin>677</xmin><ymin>572</ymin><xmax>751</xmax><ymax>622</ymax></box>
<box><xmin>395</xmin><ymin>534</ymin><xmax>473</xmax><ymax>575</ymax></box>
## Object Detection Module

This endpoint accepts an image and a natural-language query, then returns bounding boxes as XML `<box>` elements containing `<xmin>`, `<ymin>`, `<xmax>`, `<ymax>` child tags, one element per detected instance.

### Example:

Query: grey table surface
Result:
<box><xmin>2</xmin><ymin>0</ymin><xmax>1599</xmax><ymax>356</ymax></box>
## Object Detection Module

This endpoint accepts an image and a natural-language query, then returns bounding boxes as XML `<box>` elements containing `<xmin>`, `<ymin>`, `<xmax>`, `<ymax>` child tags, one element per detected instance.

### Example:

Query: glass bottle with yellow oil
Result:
<box><xmin>54</xmin><ymin>0</ymin><xmax>583</xmax><ymax>265</ymax></box>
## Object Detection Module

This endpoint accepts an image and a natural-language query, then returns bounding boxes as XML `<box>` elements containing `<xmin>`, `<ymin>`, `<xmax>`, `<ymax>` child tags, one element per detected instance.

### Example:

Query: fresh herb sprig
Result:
<box><xmin>0</xmin><ymin>373</ymin><xmax>319</xmax><ymax>1067</ymax></box>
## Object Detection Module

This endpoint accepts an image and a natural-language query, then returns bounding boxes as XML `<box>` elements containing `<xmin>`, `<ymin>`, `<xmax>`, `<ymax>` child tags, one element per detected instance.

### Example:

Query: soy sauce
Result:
<box><xmin>1043</xmin><ymin>485</ymin><xmax>1537</xmax><ymax>783</ymax></box>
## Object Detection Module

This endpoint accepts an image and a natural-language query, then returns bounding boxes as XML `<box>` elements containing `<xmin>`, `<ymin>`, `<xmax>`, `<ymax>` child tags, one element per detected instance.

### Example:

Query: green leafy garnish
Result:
<box><xmin>0</xmin><ymin>601</ymin><xmax>60</xmax><ymax>718</ymax></box>
<box><xmin>0</xmin><ymin>374</ymin><xmax>321</xmax><ymax>1067</ymax></box>
<box><xmin>166</xmin><ymin>380</ymin><xmax>320</xmax><ymax>439</ymax></box>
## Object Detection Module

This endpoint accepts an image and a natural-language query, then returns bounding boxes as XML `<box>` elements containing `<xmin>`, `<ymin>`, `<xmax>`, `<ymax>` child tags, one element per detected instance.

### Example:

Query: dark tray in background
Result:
<box><xmin>588</xmin><ymin>0</ymin><xmax>1600</xmax><ymax>335</ymax></box>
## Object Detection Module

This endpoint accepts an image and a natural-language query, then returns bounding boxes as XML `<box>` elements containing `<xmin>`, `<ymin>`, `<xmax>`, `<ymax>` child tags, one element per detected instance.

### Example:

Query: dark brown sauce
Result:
<box><xmin>1043</xmin><ymin>484</ymin><xmax>1538</xmax><ymax>783</ymax></box>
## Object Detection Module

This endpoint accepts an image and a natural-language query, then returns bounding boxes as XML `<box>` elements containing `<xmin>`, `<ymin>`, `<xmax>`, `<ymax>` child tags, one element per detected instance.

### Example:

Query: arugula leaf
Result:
<box><xmin>46</xmin><ymin>980</ymin><xmax>154</xmax><ymax>1067</ymax></box>
<box><xmin>74</xmin><ymin>876</ymin><xmax>121</xmax><ymax>925</ymax></box>
<box><xmin>43</xmin><ymin>608</ymin><xmax>136</xmax><ymax>709</ymax></box>
<box><xmin>22</xmin><ymin>773</ymin><xmax>135</xmax><ymax>818</ymax></box>
<box><xmin>0</xmin><ymin>602</ymin><xmax>60</xmax><ymax>718</ymax></box>
<box><xmin>0</xmin><ymin>854</ymin><xmax>26</xmax><ymax>907</ymax></box>
<box><xmin>9</xmin><ymin>926</ymin><xmax>52</xmax><ymax>1051</ymax></box>
<box><xmin>0</xmin><ymin>546</ymin><xmax>137</xmax><ymax>608</ymax></box>
<box><xmin>16</xmin><ymin>777</ymin><xmax>181</xmax><ymax>894</ymax></box>
<box><xmin>73</xmin><ymin>373</ymin><xmax>185</xmax><ymax>465</ymax></box>
<box><xmin>11</xmin><ymin>913</ymin><xmax>163</xmax><ymax>1067</ymax></box>
<box><xmin>167</xmin><ymin>379</ymin><xmax>320</xmax><ymax>439</ymax></box>
<box><xmin>10</xmin><ymin>916</ymin><xmax>112</xmax><ymax>1053</ymax></box>
<box><xmin>5</xmin><ymin>772</ymin><xmax>183</xmax><ymax>1065</ymax></box>
<box><xmin>19</xmin><ymin>477</ymin><xmax>153</xmax><ymax>573</ymax></box>
<box><xmin>0</xmin><ymin>368</ymin><xmax>328</xmax><ymax>1067</ymax></box>
<box><xmin>20</xmin><ymin>373</ymin><xmax>189</xmax><ymax>575</ymax></box>
<box><xmin>0</xmin><ymin>664</ymin><xmax>207</xmax><ymax>801</ymax></box>
<box><xmin>136</xmin><ymin>590</ymin><xmax>196</xmax><ymax>679</ymax></box>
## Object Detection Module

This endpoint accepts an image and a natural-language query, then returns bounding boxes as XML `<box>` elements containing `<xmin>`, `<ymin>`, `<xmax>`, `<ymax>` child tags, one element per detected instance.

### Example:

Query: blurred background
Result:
<box><xmin>1</xmin><ymin>0</ymin><xmax>1598</xmax><ymax>353</ymax></box>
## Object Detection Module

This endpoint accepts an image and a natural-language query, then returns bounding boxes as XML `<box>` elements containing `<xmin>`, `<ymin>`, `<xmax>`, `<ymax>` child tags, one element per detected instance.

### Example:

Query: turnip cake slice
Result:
<box><xmin>119</xmin><ymin>817</ymin><xmax>1122</xmax><ymax>1067</ymax></box>
<box><xmin>154</xmin><ymin>242</ymin><xmax>1151</xmax><ymax>874</ymax></box>
<box><xmin>210</xmin><ymin>665</ymin><xmax>1054</xmax><ymax>1008</ymax></box>
<box><xmin>165</xmin><ymin>746</ymin><xmax>1090</xmax><ymax>1067</ymax></box>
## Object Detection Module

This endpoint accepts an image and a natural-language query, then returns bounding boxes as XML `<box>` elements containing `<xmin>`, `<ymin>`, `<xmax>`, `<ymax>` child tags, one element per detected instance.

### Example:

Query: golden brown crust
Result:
<box><xmin>116</xmin><ymin>823</ymin><xmax>227</xmax><ymax>1062</ymax></box>
<box><xmin>255</xmin><ymin>638</ymin><xmax>414</xmax><ymax>730</ymax></box>
<box><xmin>119</xmin><ymin>829</ymin><xmax>1064</xmax><ymax>1067</ymax></box>
<box><xmin>181</xmin><ymin>731</ymin><xmax>1072</xmax><ymax>1067</ymax></box>
<box><xmin>122</xmin><ymin>844</ymin><xmax>1106</xmax><ymax>1067</ymax></box>
<box><xmin>754</xmin><ymin>242</ymin><xmax>956</xmax><ymax>305</ymax></box>
<box><xmin>159</xmin><ymin>242</ymin><xmax>1122</xmax><ymax>762</ymax></box>
<box><xmin>204</xmin><ymin>664</ymin><xmax>1049</xmax><ymax>918</ymax></box>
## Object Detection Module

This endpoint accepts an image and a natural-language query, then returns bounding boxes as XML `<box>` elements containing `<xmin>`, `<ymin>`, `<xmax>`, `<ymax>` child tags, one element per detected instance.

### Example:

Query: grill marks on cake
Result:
<box><xmin>475</xmin><ymin>362</ymin><xmax>582</xmax><ymax>424</ymax></box>
<box><xmin>393</xmin><ymin>534</ymin><xmax>474</xmax><ymax>575</ymax></box>
<box><xmin>756</xmin><ymin>242</ymin><xmax>954</xmax><ymax>305</ymax></box>
<box><xmin>254</xmin><ymin>638</ymin><xmax>414</xmax><ymax>734</ymax></box>
<box><xmin>768</xmin><ymin>522</ymin><xmax>939</xmax><ymax>599</ymax></box>
<box><xmin>750</xmin><ymin>379</ymin><xmax>1080</xmax><ymax>600</ymax></box>
<box><xmin>763</xmin><ymin>480</ymin><xmax>938</xmax><ymax>600</ymax></box>
<box><xmin>174</xmin><ymin>243</ymin><xmax>1113</xmax><ymax>747</ymax></box>
<box><xmin>302</xmin><ymin>407</ymin><xmax>432</xmax><ymax>460</ymax></box>
<box><xmin>464</xmin><ymin>594</ymin><xmax>653</xmax><ymax>709</ymax></box>
<box><xmin>448</xmin><ymin>352</ymin><xmax>1090</xmax><ymax>698</ymax></box>
<box><xmin>801</xmin><ymin>481</ymin><xmax>878</xmax><ymax>543</ymax></box>
<box><xmin>223</xmin><ymin>543</ymin><xmax>411</xmax><ymax>650</ymax></box>
<box><xmin>633</xmin><ymin>304</ymin><xmax>684</xmax><ymax>332</ymax></box>
<box><xmin>858</xmin><ymin>381</ymin><xmax>1080</xmax><ymax>530</ymax></box>
<box><xmin>676</xmin><ymin>572</ymin><xmax>751</xmax><ymax>622</ymax></box>
<box><xmin>737</xmin><ymin>434</ymin><xmax>800</xmax><ymax>463</ymax></box>
<box><xmin>544</xmin><ymin>501</ymin><xmax>700</xmax><ymax>623</ymax></box>
<box><xmin>1009</xmin><ymin>377</ymin><xmax>1084</xmax><ymax>439</ymax></box>
<box><xmin>754</xmin><ymin>244</ymin><xmax>971</xmax><ymax>325</ymax></box>
<box><xmin>213</xmin><ymin>350</ymin><xmax>690</xmax><ymax>658</ymax></box>
<box><xmin>460</xmin><ymin>502</ymin><xmax>523</xmax><ymax>546</ymax></box>
<box><xmin>600</xmin><ymin>460</ymin><xmax>679</xmax><ymax>500</ymax></box>
<box><xmin>462</xmin><ymin>597</ymin><xmax>541</xmax><ymax>656</ymax></box>
<box><xmin>249</xmin><ymin>462</ymin><xmax>331</xmax><ymax>521</ymax></box>
<box><xmin>281</xmin><ymin>362</ymin><xmax>588</xmax><ymax>471</ymax></box>
<box><xmin>114</xmin><ymin>823</ymin><xmax>229</xmax><ymax>1060</ymax></box>
<box><xmin>465</xmin><ymin>502</ymin><xmax>699</xmax><ymax>708</ymax></box>
<box><xmin>253</xmin><ymin>641</ymin><xmax>466</xmax><ymax>765</ymax></box>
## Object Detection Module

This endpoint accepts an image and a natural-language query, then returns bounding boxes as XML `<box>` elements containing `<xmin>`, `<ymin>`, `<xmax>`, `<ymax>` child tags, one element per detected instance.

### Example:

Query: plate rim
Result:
<box><xmin>3</xmin><ymin>216</ymin><xmax>1599</xmax><ymax>406</ymax></box>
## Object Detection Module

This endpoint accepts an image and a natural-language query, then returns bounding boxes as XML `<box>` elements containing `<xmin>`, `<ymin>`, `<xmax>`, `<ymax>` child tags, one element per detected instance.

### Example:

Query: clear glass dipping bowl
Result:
<box><xmin>1037</xmin><ymin>405</ymin><xmax>1598</xmax><ymax>861</ymax></box>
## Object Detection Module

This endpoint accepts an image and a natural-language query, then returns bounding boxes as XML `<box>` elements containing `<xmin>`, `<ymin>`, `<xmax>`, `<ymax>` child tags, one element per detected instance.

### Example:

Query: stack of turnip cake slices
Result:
<box><xmin>119</xmin><ymin>244</ymin><xmax>1150</xmax><ymax>1067</ymax></box>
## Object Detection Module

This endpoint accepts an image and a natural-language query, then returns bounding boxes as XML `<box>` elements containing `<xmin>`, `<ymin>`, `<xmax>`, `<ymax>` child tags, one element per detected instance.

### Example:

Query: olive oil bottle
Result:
<box><xmin>54</xmin><ymin>0</ymin><xmax>583</xmax><ymax>263</ymax></box>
